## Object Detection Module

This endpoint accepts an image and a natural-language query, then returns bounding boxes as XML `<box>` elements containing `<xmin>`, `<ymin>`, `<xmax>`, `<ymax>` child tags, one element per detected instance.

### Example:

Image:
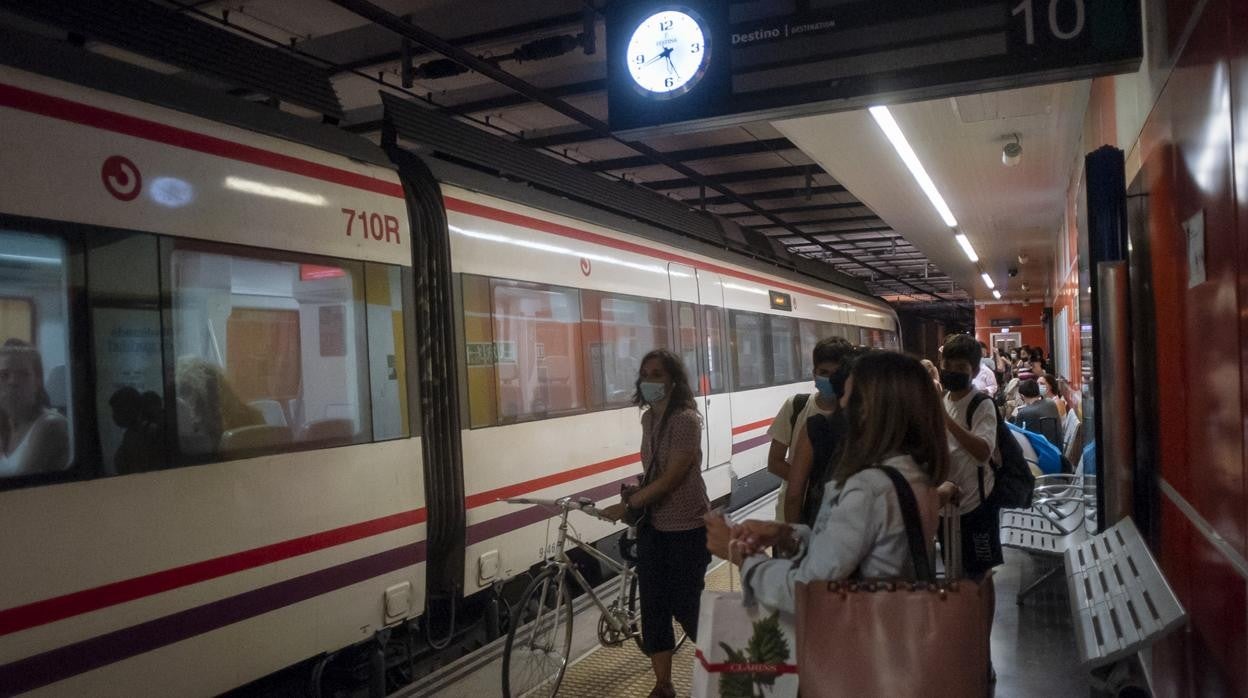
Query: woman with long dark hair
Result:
<box><xmin>0</xmin><ymin>339</ymin><xmax>69</xmax><ymax>477</ymax></box>
<box><xmin>706</xmin><ymin>351</ymin><xmax>949</xmax><ymax>612</ymax></box>
<box><xmin>602</xmin><ymin>348</ymin><xmax>710</xmax><ymax>698</ymax></box>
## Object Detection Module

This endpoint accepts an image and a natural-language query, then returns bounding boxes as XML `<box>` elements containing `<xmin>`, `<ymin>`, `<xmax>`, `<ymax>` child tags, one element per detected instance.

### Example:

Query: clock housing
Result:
<box><xmin>624</xmin><ymin>8</ymin><xmax>710</xmax><ymax>99</ymax></box>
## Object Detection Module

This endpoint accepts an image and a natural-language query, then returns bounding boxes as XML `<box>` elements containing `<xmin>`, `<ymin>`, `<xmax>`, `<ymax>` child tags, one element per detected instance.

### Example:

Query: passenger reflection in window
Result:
<box><xmin>0</xmin><ymin>339</ymin><xmax>69</xmax><ymax>476</ymax></box>
<box><xmin>108</xmin><ymin>386</ymin><xmax>162</xmax><ymax>474</ymax></box>
<box><xmin>175</xmin><ymin>357</ymin><xmax>263</xmax><ymax>457</ymax></box>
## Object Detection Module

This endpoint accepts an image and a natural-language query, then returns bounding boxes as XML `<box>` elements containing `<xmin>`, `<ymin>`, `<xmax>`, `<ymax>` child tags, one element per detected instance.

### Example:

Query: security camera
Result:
<box><xmin>1007</xmin><ymin>267</ymin><xmax>1019</xmax><ymax>278</ymax></box>
<box><xmin>1002</xmin><ymin>134</ymin><xmax>1022</xmax><ymax>167</ymax></box>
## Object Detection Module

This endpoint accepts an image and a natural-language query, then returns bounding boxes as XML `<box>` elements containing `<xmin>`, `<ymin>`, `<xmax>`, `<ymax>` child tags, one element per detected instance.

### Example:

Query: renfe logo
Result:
<box><xmin>101</xmin><ymin>155</ymin><xmax>142</xmax><ymax>201</ymax></box>
<box><xmin>341</xmin><ymin>208</ymin><xmax>402</xmax><ymax>244</ymax></box>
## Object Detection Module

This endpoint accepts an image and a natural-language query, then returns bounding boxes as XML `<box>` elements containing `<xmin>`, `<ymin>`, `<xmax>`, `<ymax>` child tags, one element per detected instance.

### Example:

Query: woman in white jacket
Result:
<box><xmin>706</xmin><ymin>351</ymin><xmax>950</xmax><ymax>613</ymax></box>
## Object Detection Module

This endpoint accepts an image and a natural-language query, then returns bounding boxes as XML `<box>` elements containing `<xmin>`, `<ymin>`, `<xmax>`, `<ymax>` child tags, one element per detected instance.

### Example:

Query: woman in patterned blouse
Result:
<box><xmin>603</xmin><ymin>348</ymin><xmax>710</xmax><ymax>698</ymax></box>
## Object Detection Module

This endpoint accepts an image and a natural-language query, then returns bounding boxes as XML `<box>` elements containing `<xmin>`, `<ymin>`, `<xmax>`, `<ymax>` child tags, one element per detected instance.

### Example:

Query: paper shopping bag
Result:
<box><xmin>691</xmin><ymin>590</ymin><xmax>798</xmax><ymax>698</ymax></box>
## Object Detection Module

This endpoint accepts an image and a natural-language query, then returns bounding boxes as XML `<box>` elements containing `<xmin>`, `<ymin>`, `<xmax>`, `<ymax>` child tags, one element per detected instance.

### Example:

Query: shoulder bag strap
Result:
<box><xmin>876</xmin><ymin>466</ymin><xmax>936</xmax><ymax>584</ymax></box>
<box><xmin>965</xmin><ymin>393</ymin><xmax>997</xmax><ymax>500</ymax></box>
<box><xmin>790</xmin><ymin>393</ymin><xmax>810</xmax><ymax>432</ymax></box>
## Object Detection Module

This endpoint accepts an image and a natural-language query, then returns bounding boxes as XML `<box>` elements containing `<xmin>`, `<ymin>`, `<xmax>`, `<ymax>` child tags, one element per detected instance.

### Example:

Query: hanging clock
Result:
<box><xmin>623</xmin><ymin>8</ymin><xmax>711</xmax><ymax>99</ymax></box>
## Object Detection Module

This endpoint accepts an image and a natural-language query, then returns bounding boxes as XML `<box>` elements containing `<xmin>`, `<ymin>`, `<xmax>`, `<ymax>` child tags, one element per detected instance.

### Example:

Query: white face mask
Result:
<box><xmin>1038</xmin><ymin>383</ymin><xmax>1049</xmax><ymax>397</ymax></box>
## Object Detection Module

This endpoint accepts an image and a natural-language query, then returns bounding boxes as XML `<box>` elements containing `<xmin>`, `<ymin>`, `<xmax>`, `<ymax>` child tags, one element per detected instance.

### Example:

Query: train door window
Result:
<box><xmin>88</xmin><ymin>232</ymin><xmax>167</xmax><ymax>476</ymax></box>
<box><xmin>365</xmin><ymin>263</ymin><xmax>415</xmax><ymax>440</ymax></box>
<box><xmin>167</xmin><ymin>242</ymin><xmax>370</xmax><ymax>462</ymax></box>
<box><xmin>769</xmin><ymin>315</ymin><xmax>799</xmax><ymax>384</ymax></box>
<box><xmin>675</xmin><ymin>302</ymin><xmax>703</xmax><ymax>394</ymax></box>
<box><xmin>493</xmin><ymin>279</ymin><xmax>585</xmax><ymax>420</ymax></box>
<box><xmin>730</xmin><ymin>310</ymin><xmax>767</xmax><ymax>390</ymax></box>
<box><xmin>0</xmin><ymin>229</ymin><xmax>74</xmax><ymax>481</ymax></box>
<box><xmin>702</xmin><ymin>305</ymin><xmax>726</xmax><ymax>395</ymax></box>
<box><xmin>582</xmin><ymin>290</ymin><xmax>668</xmax><ymax>409</ymax></box>
<box><xmin>798</xmin><ymin>319</ymin><xmax>821</xmax><ymax>377</ymax></box>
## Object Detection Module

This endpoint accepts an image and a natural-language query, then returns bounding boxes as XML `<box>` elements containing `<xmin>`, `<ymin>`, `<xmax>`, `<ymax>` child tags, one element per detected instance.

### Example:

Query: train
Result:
<box><xmin>0</xmin><ymin>45</ymin><xmax>898</xmax><ymax>697</ymax></box>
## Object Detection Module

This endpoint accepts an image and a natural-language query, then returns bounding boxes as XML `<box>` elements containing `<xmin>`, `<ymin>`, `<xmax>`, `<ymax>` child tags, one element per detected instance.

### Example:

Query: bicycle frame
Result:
<box><xmin>539</xmin><ymin>506</ymin><xmax>636</xmax><ymax>634</ymax></box>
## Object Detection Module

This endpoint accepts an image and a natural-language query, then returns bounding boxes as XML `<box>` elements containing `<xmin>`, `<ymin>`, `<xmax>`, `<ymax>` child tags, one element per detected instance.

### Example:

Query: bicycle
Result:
<box><xmin>500</xmin><ymin>496</ymin><xmax>688</xmax><ymax>697</ymax></box>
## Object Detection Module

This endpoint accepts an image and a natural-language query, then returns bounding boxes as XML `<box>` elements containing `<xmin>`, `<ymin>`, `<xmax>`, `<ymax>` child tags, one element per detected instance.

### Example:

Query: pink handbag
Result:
<box><xmin>795</xmin><ymin>468</ymin><xmax>992</xmax><ymax>698</ymax></box>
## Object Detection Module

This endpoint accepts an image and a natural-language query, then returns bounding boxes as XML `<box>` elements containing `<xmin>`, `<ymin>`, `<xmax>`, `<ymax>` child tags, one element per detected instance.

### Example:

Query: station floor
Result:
<box><xmin>401</xmin><ymin>546</ymin><xmax>1085</xmax><ymax>697</ymax></box>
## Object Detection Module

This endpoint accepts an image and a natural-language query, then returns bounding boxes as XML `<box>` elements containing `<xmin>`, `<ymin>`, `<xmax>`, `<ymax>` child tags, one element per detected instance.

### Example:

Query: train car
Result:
<box><xmin>0</xmin><ymin>62</ymin><xmax>425</xmax><ymax>696</ymax></box>
<box><xmin>0</xmin><ymin>39</ymin><xmax>898</xmax><ymax>696</ymax></box>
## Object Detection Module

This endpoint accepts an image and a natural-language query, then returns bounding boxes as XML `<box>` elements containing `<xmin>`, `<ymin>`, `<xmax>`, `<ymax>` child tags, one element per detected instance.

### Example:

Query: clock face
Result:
<box><xmin>625</xmin><ymin>9</ymin><xmax>709</xmax><ymax>98</ymax></box>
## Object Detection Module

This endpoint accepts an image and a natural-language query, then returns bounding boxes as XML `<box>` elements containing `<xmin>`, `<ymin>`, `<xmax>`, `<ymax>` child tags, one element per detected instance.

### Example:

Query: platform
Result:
<box><xmin>396</xmin><ymin>546</ymin><xmax>1084</xmax><ymax>697</ymax></box>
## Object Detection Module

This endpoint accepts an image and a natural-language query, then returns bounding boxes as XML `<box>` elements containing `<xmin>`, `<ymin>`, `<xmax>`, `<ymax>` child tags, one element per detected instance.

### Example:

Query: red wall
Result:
<box><xmin>973</xmin><ymin>303</ymin><xmax>1047</xmax><ymax>354</ymax></box>
<box><xmin>1103</xmin><ymin>0</ymin><xmax>1248</xmax><ymax>692</ymax></box>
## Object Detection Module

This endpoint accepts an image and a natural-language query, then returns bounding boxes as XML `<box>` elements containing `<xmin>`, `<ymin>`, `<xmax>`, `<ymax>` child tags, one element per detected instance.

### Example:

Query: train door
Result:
<box><xmin>696</xmin><ymin>269</ymin><xmax>732</xmax><ymax>470</ymax></box>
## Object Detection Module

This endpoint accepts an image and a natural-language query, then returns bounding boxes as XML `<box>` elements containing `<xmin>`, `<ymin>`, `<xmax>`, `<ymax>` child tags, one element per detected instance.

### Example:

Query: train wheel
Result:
<box><xmin>502</xmin><ymin>568</ymin><xmax>573</xmax><ymax>698</ymax></box>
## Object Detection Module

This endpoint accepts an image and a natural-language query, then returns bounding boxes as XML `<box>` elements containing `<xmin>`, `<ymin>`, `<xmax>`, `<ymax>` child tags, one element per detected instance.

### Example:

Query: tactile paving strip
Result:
<box><xmin>556</xmin><ymin>563</ymin><xmax>737</xmax><ymax>697</ymax></box>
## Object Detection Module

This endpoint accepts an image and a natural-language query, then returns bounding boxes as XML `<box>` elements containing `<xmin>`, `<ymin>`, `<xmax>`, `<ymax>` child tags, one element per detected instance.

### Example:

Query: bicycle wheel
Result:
<box><xmin>503</xmin><ymin>568</ymin><xmax>574</xmax><ymax>698</ymax></box>
<box><xmin>628</xmin><ymin>573</ymin><xmax>688</xmax><ymax>653</ymax></box>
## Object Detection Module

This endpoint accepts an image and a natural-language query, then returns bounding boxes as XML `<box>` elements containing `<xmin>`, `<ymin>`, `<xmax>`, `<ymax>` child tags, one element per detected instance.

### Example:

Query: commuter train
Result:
<box><xmin>0</xmin><ymin>53</ymin><xmax>898</xmax><ymax>696</ymax></box>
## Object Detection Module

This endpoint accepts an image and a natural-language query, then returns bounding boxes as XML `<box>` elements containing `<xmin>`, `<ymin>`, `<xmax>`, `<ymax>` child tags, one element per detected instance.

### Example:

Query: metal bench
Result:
<box><xmin>1065</xmin><ymin>517</ymin><xmax>1187</xmax><ymax>695</ymax></box>
<box><xmin>1000</xmin><ymin>474</ymin><xmax>1093</xmax><ymax>603</ymax></box>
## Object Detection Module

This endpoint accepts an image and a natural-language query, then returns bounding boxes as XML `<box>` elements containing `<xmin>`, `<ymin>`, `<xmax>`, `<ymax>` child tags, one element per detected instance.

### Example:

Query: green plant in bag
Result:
<box><xmin>717</xmin><ymin>612</ymin><xmax>792</xmax><ymax>697</ymax></box>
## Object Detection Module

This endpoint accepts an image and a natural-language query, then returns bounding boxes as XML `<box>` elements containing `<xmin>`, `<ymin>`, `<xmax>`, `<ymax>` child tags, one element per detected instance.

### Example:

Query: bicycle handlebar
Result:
<box><xmin>503</xmin><ymin>495</ymin><xmax>615</xmax><ymax>522</ymax></box>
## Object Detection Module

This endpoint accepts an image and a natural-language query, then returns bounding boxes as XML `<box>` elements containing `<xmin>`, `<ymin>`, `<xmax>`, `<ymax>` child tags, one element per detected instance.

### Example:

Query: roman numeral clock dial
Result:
<box><xmin>626</xmin><ymin>9</ymin><xmax>710</xmax><ymax>98</ymax></box>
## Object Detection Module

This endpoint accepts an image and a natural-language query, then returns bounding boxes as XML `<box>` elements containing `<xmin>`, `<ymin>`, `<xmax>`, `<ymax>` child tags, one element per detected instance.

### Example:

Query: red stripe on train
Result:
<box><xmin>731</xmin><ymin>418</ymin><xmax>774</xmax><ymax>435</ymax></box>
<box><xmin>0</xmin><ymin>508</ymin><xmax>426</xmax><ymax>637</ymax></box>
<box><xmin>0</xmin><ymin>82</ymin><xmax>406</xmax><ymax>199</ymax></box>
<box><xmin>464</xmin><ymin>452</ymin><xmax>641</xmax><ymax>510</ymax></box>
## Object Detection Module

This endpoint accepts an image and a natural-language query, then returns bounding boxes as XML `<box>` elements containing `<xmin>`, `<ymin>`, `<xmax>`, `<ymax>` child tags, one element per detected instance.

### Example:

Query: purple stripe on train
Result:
<box><xmin>731</xmin><ymin>433</ymin><xmax>772</xmax><ymax>455</ymax></box>
<box><xmin>0</xmin><ymin>542</ymin><xmax>426</xmax><ymax>696</ymax></box>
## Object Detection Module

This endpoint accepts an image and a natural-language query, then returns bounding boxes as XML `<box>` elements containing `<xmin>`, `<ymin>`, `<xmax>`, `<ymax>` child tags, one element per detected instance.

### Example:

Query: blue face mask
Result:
<box><xmin>814</xmin><ymin>375</ymin><xmax>836</xmax><ymax>400</ymax></box>
<box><xmin>640</xmin><ymin>381</ymin><xmax>666</xmax><ymax>404</ymax></box>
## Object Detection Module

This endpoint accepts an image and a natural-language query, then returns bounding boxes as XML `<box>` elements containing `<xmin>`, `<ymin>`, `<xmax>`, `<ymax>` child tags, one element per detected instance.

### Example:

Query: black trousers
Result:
<box><xmin>636</xmin><ymin>525</ymin><xmax>710</xmax><ymax>655</ymax></box>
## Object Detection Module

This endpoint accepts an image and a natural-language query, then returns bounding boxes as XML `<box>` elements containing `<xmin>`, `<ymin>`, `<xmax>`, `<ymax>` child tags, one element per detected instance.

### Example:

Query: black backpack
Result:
<box><xmin>788</xmin><ymin>393</ymin><xmax>810</xmax><ymax>433</ymax></box>
<box><xmin>967</xmin><ymin>393</ymin><xmax>1034</xmax><ymax>510</ymax></box>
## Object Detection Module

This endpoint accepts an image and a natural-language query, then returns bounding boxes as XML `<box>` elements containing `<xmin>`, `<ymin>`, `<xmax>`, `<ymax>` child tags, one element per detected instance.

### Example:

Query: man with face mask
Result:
<box><xmin>766</xmin><ymin>337</ymin><xmax>854</xmax><ymax>523</ymax></box>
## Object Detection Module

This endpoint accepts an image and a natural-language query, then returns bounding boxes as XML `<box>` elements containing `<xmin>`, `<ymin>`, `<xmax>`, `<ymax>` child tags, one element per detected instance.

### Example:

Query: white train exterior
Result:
<box><xmin>0</xmin><ymin>56</ymin><xmax>897</xmax><ymax>696</ymax></box>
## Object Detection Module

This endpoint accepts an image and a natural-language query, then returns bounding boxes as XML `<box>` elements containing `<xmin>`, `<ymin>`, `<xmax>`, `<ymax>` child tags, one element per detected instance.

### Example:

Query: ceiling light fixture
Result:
<box><xmin>981</xmin><ymin>273</ymin><xmax>995</xmax><ymax>289</ymax></box>
<box><xmin>868</xmin><ymin>106</ymin><xmax>958</xmax><ymax>227</ymax></box>
<box><xmin>954</xmin><ymin>233</ymin><xmax>979</xmax><ymax>262</ymax></box>
<box><xmin>992</xmin><ymin>289</ymin><xmax>1002</xmax><ymax>300</ymax></box>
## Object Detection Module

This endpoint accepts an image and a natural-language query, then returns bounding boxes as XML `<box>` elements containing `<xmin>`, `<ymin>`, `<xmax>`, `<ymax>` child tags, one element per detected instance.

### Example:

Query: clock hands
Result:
<box><xmin>644</xmin><ymin>46</ymin><xmax>674</xmax><ymax>68</ymax></box>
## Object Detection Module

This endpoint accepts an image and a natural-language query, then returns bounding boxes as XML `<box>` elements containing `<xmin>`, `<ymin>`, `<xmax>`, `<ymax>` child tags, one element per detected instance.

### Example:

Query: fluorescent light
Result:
<box><xmin>868</xmin><ymin>106</ymin><xmax>957</xmax><ymax>227</ymax></box>
<box><xmin>981</xmin><ymin>273</ymin><xmax>995</xmax><ymax>289</ymax></box>
<box><xmin>992</xmin><ymin>290</ymin><xmax>1002</xmax><ymax>300</ymax></box>
<box><xmin>224</xmin><ymin>176</ymin><xmax>326</xmax><ymax>206</ymax></box>
<box><xmin>818</xmin><ymin>303</ymin><xmax>856</xmax><ymax>312</ymax></box>
<box><xmin>954</xmin><ymin>233</ymin><xmax>979</xmax><ymax>262</ymax></box>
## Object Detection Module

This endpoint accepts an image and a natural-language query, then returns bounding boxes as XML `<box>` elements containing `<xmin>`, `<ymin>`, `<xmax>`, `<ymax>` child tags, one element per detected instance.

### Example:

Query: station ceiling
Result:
<box><xmin>12</xmin><ymin>0</ymin><xmax>1090</xmax><ymax>317</ymax></box>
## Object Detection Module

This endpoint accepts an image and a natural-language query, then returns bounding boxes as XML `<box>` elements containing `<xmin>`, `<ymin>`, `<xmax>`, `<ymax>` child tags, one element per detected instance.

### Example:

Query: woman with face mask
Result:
<box><xmin>0</xmin><ymin>339</ymin><xmax>69</xmax><ymax>477</ymax></box>
<box><xmin>601</xmin><ymin>348</ymin><xmax>709</xmax><ymax>698</ymax></box>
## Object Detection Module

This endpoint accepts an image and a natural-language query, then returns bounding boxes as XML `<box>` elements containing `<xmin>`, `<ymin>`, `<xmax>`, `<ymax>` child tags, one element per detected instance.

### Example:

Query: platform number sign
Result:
<box><xmin>1010</xmin><ymin>0</ymin><xmax>1091</xmax><ymax>51</ymax></box>
<box><xmin>625</xmin><ymin>8</ymin><xmax>711</xmax><ymax>98</ymax></box>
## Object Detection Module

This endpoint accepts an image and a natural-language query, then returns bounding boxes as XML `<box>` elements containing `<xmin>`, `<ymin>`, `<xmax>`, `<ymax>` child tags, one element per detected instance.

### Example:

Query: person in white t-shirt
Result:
<box><xmin>940</xmin><ymin>333</ymin><xmax>1003</xmax><ymax>682</ymax></box>
<box><xmin>766</xmin><ymin>337</ymin><xmax>854</xmax><ymax>523</ymax></box>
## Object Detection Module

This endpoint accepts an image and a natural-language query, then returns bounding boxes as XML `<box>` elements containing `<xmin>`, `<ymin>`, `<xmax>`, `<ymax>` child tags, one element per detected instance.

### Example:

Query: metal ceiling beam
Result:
<box><xmin>521</xmin><ymin>128</ymin><xmax>602</xmax><ymax>148</ymax></box>
<box><xmin>643</xmin><ymin>165</ymin><xmax>826</xmax><ymax>191</ymax></box>
<box><xmin>326</xmin><ymin>0</ymin><xmax>951</xmax><ymax>301</ymax></box>
<box><xmin>451</xmin><ymin>78</ymin><xmax>605</xmax><ymax>115</ymax></box>
<box><xmin>723</xmin><ymin>201</ymin><xmax>866</xmax><ymax>218</ymax></box>
<box><xmin>581</xmin><ymin>137</ymin><xmax>796</xmax><ymax>172</ymax></box>
<box><xmin>683</xmin><ymin>184</ymin><xmax>848</xmax><ymax>207</ymax></box>
<box><xmin>752</xmin><ymin>214</ymin><xmax>882</xmax><ymax>230</ymax></box>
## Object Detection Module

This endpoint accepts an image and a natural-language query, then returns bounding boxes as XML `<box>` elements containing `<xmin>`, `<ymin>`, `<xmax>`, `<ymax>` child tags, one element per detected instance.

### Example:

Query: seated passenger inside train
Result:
<box><xmin>0</xmin><ymin>338</ymin><xmax>70</xmax><ymax>477</ymax></box>
<box><xmin>175</xmin><ymin>356</ymin><xmax>264</xmax><ymax>458</ymax></box>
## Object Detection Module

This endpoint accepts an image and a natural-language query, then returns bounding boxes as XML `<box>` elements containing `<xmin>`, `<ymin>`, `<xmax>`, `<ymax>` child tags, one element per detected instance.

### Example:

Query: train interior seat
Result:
<box><xmin>497</xmin><ymin>363</ymin><xmax>521</xmax><ymax>418</ymax></box>
<box><xmin>219</xmin><ymin>424</ymin><xmax>293</xmax><ymax>454</ymax></box>
<box><xmin>299</xmin><ymin>418</ymin><xmax>354</xmax><ymax>445</ymax></box>
<box><xmin>248</xmin><ymin>399</ymin><xmax>289</xmax><ymax>427</ymax></box>
<box><xmin>543</xmin><ymin>355</ymin><xmax>573</xmax><ymax>410</ymax></box>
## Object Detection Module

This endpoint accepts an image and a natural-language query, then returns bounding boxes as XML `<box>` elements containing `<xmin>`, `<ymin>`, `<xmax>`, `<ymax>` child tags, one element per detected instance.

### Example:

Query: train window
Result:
<box><xmin>730</xmin><ymin>310</ymin><xmax>768</xmax><ymax>390</ymax></box>
<box><xmin>461</xmin><ymin>275</ymin><xmax>499</xmax><ymax>428</ymax></box>
<box><xmin>494</xmin><ymin>279</ymin><xmax>586</xmax><ymax>420</ymax></box>
<box><xmin>0</xmin><ymin>229</ymin><xmax>74</xmax><ymax>479</ymax></box>
<box><xmin>798</xmin><ymin>319</ymin><xmax>822</xmax><ymax>377</ymax></box>
<box><xmin>88</xmin><ymin>232</ymin><xmax>168</xmax><ymax>476</ymax></box>
<box><xmin>168</xmin><ymin>242</ymin><xmax>371</xmax><ymax>461</ymax></box>
<box><xmin>365</xmin><ymin>263</ymin><xmax>414</xmax><ymax>440</ymax></box>
<box><xmin>675</xmin><ymin>302</ymin><xmax>702</xmax><ymax>394</ymax></box>
<box><xmin>582</xmin><ymin>290</ymin><xmax>669</xmax><ymax>409</ymax></box>
<box><xmin>702</xmin><ymin>305</ymin><xmax>726</xmax><ymax>395</ymax></box>
<box><xmin>769</xmin><ymin>315</ymin><xmax>799</xmax><ymax>384</ymax></box>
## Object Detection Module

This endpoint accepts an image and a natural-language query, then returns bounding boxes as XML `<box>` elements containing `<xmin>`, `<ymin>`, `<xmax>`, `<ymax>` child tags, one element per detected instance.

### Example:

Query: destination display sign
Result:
<box><xmin>606</xmin><ymin>0</ymin><xmax>1142</xmax><ymax>133</ymax></box>
<box><xmin>991</xmin><ymin>317</ymin><xmax>1024</xmax><ymax>327</ymax></box>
